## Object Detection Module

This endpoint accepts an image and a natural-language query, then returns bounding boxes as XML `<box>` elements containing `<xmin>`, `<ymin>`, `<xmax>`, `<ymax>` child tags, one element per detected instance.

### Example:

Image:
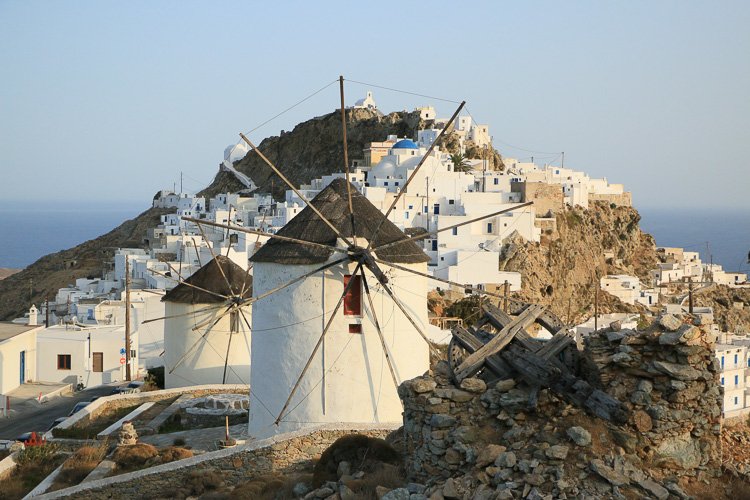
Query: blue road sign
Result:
<box><xmin>120</xmin><ymin>348</ymin><xmax>126</xmax><ymax>355</ymax></box>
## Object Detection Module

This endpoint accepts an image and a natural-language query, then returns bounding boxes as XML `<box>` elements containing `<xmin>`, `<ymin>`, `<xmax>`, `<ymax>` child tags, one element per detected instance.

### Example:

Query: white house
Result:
<box><xmin>0</xmin><ymin>323</ymin><xmax>41</xmax><ymax>394</ymax></box>
<box><xmin>601</xmin><ymin>275</ymin><xmax>641</xmax><ymax>305</ymax></box>
<box><xmin>36</xmin><ymin>324</ymin><xmax>135</xmax><ymax>388</ymax></box>
<box><xmin>248</xmin><ymin>179</ymin><xmax>431</xmax><ymax>438</ymax></box>
<box><xmin>716</xmin><ymin>339</ymin><xmax>748</xmax><ymax>417</ymax></box>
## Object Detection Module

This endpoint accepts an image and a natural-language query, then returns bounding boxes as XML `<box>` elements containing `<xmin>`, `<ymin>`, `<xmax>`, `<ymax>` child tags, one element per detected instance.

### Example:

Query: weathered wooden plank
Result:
<box><xmin>501</xmin><ymin>344</ymin><xmax>629</xmax><ymax>424</ymax></box>
<box><xmin>536</xmin><ymin>329</ymin><xmax>575</xmax><ymax>360</ymax></box>
<box><xmin>453</xmin><ymin>305</ymin><xmax>545</xmax><ymax>381</ymax></box>
<box><xmin>450</xmin><ymin>326</ymin><xmax>511</xmax><ymax>378</ymax></box>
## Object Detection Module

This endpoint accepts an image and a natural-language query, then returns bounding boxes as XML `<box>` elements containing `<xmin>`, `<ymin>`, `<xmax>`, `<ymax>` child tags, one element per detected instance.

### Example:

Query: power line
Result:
<box><xmin>346</xmin><ymin>79</ymin><xmax>462</xmax><ymax>104</ymax></box>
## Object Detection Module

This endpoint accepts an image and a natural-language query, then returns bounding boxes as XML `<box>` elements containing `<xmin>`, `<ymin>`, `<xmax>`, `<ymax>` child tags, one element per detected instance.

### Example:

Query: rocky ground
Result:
<box><xmin>0</xmin><ymin>207</ymin><xmax>171</xmax><ymax>321</ymax></box>
<box><xmin>691</xmin><ymin>286</ymin><xmax>750</xmax><ymax>334</ymax></box>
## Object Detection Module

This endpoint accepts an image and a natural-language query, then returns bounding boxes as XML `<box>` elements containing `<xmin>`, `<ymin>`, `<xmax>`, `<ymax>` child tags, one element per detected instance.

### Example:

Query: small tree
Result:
<box><xmin>450</xmin><ymin>153</ymin><xmax>472</xmax><ymax>173</ymax></box>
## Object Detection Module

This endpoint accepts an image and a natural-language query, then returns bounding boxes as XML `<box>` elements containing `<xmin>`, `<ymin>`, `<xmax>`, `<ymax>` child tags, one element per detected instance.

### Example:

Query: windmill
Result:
<box><xmin>170</xmin><ymin>77</ymin><xmax>534</xmax><ymax>438</ymax></box>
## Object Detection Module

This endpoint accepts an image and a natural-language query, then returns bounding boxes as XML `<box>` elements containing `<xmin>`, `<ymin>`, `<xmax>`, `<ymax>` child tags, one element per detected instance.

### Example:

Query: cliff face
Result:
<box><xmin>693</xmin><ymin>286</ymin><xmax>750</xmax><ymax>333</ymax></box>
<box><xmin>0</xmin><ymin>207</ymin><xmax>171</xmax><ymax>321</ymax></box>
<box><xmin>202</xmin><ymin>108</ymin><xmax>427</xmax><ymax>200</ymax></box>
<box><xmin>498</xmin><ymin>202</ymin><xmax>659</xmax><ymax>324</ymax></box>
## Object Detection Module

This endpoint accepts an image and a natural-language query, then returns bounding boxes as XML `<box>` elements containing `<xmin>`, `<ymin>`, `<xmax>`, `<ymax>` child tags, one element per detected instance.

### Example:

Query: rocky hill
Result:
<box><xmin>0</xmin><ymin>207</ymin><xmax>171</xmax><ymax>322</ymax></box>
<box><xmin>497</xmin><ymin>201</ymin><xmax>659</xmax><ymax>324</ymax></box>
<box><xmin>692</xmin><ymin>285</ymin><xmax>750</xmax><ymax>333</ymax></box>
<box><xmin>0</xmin><ymin>268</ymin><xmax>21</xmax><ymax>280</ymax></box>
<box><xmin>201</xmin><ymin>107</ymin><xmax>503</xmax><ymax>200</ymax></box>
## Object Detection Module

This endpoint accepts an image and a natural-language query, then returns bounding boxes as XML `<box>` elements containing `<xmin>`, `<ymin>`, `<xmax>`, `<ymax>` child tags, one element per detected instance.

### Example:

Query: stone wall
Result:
<box><xmin>511</xmin><ymin>181</ymin><xmax>564</xmax><ymax>216</ymax></box>
<box><xmin>589</xmin><ymin>191</ymin><xmax>632</xmax><ymax>207</ymax></box>
<box><xmin>36</xmin><ymin>424</ymin><xmax>397</xmax><ymax>500</ymax></box>
<box><xmin>399</xmin><ymin>313</ymin><xmax>722</xmax><ymax>498</ymax></box>
<box><xmin>585</xmin><ymin>313</ymin><xmax>722</xmax><ymax>470</ymax></box>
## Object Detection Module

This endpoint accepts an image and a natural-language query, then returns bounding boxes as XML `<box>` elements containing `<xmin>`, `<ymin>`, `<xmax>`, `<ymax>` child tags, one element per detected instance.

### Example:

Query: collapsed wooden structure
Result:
<box><xmin>449</xmin><ymin>300</ymin><xmax>629</xmax><ymax>424</ymax></box>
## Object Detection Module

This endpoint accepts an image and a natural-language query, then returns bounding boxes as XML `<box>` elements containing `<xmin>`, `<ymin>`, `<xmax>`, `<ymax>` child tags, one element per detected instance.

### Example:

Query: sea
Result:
<box><xmin>0</xmin><ymin>201</ymin><xmax>146</xmax><ymax>270</ymax></box>
<box><xmin>0</xmin><ymin>203</ymin><xmax>748</xmax><ymax>274</ymax></box>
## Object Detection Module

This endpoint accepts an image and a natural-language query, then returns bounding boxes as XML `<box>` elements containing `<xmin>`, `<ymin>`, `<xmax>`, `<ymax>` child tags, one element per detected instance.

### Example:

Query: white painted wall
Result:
<box><xmin>249</xmin><ymin>257</ymin><xmax>429</xmax><ymax>438</ymax></box>
<box><xmin>163</xmin><ymin>302</ymin><xmax>251</xmax><ymax>389</ymax></box>
<box><xmin>0</xmin><ymin>329</ymin><xmax>38</xmax><ymax>394</ymax></box>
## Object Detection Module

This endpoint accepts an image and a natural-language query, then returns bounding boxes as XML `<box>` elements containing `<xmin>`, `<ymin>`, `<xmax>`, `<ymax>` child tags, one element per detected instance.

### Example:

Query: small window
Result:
<box><xmin>721</xmin><ymin>377</ymin><xmax>724</xmax><ymax>385</ymax></box>
<box><xmin>735</xmin><ymin>397</ymin><xmax>739</xmax><ymax>405</ymax></box>
<box><xmin>494</xmin><ymin>178</ymin><xmax>499</xmax><ymax>185</ymax></box>
<box><xmin>229</xmin><ymin>233</ymin><xmax>239</xmax><ymax>244</ymax></box>
<box><xmin>131</xmin><ymin>350</ymin><xmax>136</xmax><ymax>359</ymax></box>
<box><xmin>349</xmin><ymin>324</ymin><xmax>362</xmax><ymax>334</ymax></box>
<box><xmin>735</xmin><ymin>354</ymin><xmax>738</xmax><ymax>364</ymax></box>
<box><xmin>721</xmin><ymin>357</ymin><xmax>725</xmax><ymax>367</ymax></box>
<box><xmin>405</xmin><ymin>212</ymin><xmax>409</xmax><ymax>219</ymax></box>
<box><xmin>487</xmin><ymin>223</ymin><xmax>493</xmax><ymax>233</ymax></box>
<box><xmin>384</xmin><ymin>182</ymin><xmax>388</xmax><ymax>186</ymax></box>
<box><xmin>452</xmin><ymin>228</ymin><xmax>457</xmax><ymax>236</ymax></box>
<box><xmin>449</xmin><ymin>199</ymin><xmax>454</xmax><ymax>205</ymax></box>
<box><xmin>344</xmin><ymin>275</ymin><xmax>362</xmax><ymax>316</ymax></box>
<box><xmin>735</xmin><ymin>375</ymin><xmax>739</xmax><ymax>385</ymax></box>
<box><xmin>58</xmin><ymin>354</ymin><xmax>71</xmax><ymax>370</ymax></box>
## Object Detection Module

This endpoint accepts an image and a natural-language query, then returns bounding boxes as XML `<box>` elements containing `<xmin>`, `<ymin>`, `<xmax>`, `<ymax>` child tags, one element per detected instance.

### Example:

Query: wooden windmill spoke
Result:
<box><xmin>359</xmin><ymin>267</ymin><xmax>401</xmax><ymax>400</ymax></box>
<box><xmin>379</xmin><ymin>281</ymin><xmax>440</xmax><ymax>358</ymax></box>
<box><xmin>191</xmin><ymin>304</ymin><xmax>236</xmax><ymax>331</ymax></box>
<box><xmin>157</xmin><ymin>254</ymin><xmax>189</xmax><ymax>284</ymax></box>
<box><xmin>225</xmin><ymin>204</ymin><xmax>233</xmax><ymax>257</ymax></box>
<box><xmin>240</xmin><ymin>257</ymin><xmax>350</xmax><ymax>307</ymax></box>
<box><xmin>146</xmin><ymin>267</ymin><xmax>231</xmax><ymax>301</ymax></box>
<box><xmin>141</xmin><ymin>303</ymin><xmax>225</xmax><ymax>324</ymax></box>
<box><xmin>372</xmin><ymin>202</ymin><xmax>534</xmax><ymax>253</ymax></box>
<box><xmin>339</xmin><ymin>76</ymin><xmax>357</xmax><ymax>248</ymax></box>
<box><xmin>275</xmin><ymin>262</ymin><xmax>363</xmax><ymax>426</ymax></box>
<box><xmin>222</xmin><ymin>309</ymin><xmax>237</xmax><ymax>384</ymax></box>
<box><xmin>169</xmin><ymin>305</ymin><xmax>232</xmax><ymax>374</ymax></box>
<box><xmin>365</xmin><ymin>101</ymin><xmax>465</xmax><ymax>252</ymax></box>
<box><xmin>239</xmin><ymin>133</ymin><xmax>355</xmax><ymax>249</ymax></box>
<box><xmin>240</xmin><ymin>208</ymin><xmax>268</xmax><ymax>298</ymax></box>
<box><xmin>190</xmin><ymin>237</ymin><xmax>203</xmax><ymax>267</ymax></box>
<box><xmin>374</xmin><ymin>259</ymin><xmax>505</xmax><ymax>301</ymax></box>
<box><xmin>181</xmin><ymin>218</ymin><xmax>349</xmax><ymax>256</ymax></box>
<box><xmin>196</xmin><ymin>221</ymin><xmax>236</xmax><ymax>295</ymax></box>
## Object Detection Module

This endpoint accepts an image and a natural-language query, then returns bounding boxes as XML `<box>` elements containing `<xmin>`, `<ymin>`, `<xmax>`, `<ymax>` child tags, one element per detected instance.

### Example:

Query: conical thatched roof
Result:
<box><xmin>162</xmin><ymin>255</ymin><xmax>252</xmax><ymax>304</ymax></box>
<box><xmin>251</xmin><ymin>178</ymin><xmax>430</xmax><ymax>265</ymax></box>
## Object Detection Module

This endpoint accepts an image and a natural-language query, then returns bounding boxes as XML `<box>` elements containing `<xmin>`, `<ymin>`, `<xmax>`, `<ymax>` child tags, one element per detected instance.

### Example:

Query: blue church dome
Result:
<box><xmin>392</xmin><ymin>139</ymin><xmax>419</xmax><ymax>150</ymax></box>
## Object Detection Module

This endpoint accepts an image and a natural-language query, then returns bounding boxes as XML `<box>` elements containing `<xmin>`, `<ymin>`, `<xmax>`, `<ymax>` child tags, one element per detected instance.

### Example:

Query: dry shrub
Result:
<box><xmin>230</xmin><ymin>472</ymin><xmax>307</xmax><ymax>500</ymax></box>
<box><xmin>112</xmin><ymin>443</ymin><xmax>158</xmax><ymax>470</ymax></box>
<box><xmin>158</xmin><ymin>446</ymin><xmax>194</xmax><ymax>464</ymax></box>
<box><xmin>313</xmin><ymin>434</ymin><xmax>401</xmax><ymax>487</ymax></box>
<box><xmin>57</xmin><ymin>444</ymin><xmax>107</xmax><ymax>485</ymax></box>
<box><xmin>344</xmin><ymin>463</ymin><xmax>407</xmax><ymax>500</ymax></box>
<box><xmin>186</xmin><ymin>470</ymin><xmax>224</xmax><ymax>495</ymax></box>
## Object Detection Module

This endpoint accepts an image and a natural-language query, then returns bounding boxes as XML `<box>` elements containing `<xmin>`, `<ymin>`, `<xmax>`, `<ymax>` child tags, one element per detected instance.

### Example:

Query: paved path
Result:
<box><xmin>0</xmin><ymin>384</ymin><xmax>123</xmax><ymax>440</ymax></box>
<box><xmin>139</xmin><ymin>423</ymin><xmax>248</xmax><ymax>452</ymax></box>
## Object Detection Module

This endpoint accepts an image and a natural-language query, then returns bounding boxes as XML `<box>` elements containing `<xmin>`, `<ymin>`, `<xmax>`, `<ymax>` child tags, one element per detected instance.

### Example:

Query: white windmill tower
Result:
<box><xmin>156</xmin><ymin>254</ymin><xmax>253</xmax><ymax>389</ymax></box>
<box><xmin>248</xmin><ymin>178</ymin><xmax>432</xmax><ymax>436</ymax></box>
<box><xmin>179</xmin><ymin>77</ymin><xmax>532</xmax><ymax>439</ymax></box>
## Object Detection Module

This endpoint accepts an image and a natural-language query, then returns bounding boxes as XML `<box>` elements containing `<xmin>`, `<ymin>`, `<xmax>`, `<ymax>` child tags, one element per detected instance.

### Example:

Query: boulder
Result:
<box><xmin>659</xmin><ymin>314</ymin><xmax>683</xmax><ymax>331</ymax></box>
<box><xmin>567</xmin><ymin>426</ymin><xmax>591</xmax><ymax>446</ymax></box>
<box><xmin>412</xmin><ymin>378</ymin><xmax>437</xmax><ymax>393</ymax></box>
<box><xmin>460</xmin><ymin>378</ymin><xmax>487</xmax><ymax>393</ymax></box>
<box><xmin>652</xmin><ymin>361</ymin><xmax>701</xmax><ymax>381</ymax></box>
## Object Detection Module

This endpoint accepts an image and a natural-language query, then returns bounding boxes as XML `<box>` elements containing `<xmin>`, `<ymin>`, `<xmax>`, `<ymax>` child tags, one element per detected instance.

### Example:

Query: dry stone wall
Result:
<box><xmin>584</xmin><ymin>312</ymin><xmax>722</xmax><ymax>470</ymax></box>
<box><xmin>399</xmin><ymin>314</ymin><xmax>721</xmax><ymax>498</ymax></box>
<box><xmin>37</xmin><ymin>425</ymin><xmax>395</xmax><ymax>500</ymax></box>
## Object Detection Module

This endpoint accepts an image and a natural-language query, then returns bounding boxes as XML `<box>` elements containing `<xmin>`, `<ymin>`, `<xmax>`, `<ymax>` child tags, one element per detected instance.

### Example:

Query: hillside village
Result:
<box><xmin>1</xmin><ymin>93</ymin><xmax>750</xmax><ymax>499</ymax></box>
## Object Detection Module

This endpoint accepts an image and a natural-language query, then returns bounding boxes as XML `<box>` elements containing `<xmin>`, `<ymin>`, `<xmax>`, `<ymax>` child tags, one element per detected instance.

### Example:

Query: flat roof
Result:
<box><xmin>0</xmin><ymin>323</ymin><xmax>39</xmax><ymax>342</ymax></box>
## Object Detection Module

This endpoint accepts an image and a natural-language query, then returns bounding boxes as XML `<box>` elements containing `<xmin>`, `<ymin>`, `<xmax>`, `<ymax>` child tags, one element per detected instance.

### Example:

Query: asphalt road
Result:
<box><xmin>0</xmin><ymin>385</ymin><xmax>121</xmax><ymax>440</ymax></box>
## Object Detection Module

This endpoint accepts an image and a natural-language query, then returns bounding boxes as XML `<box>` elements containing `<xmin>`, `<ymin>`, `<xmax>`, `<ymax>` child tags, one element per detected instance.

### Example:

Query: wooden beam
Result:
<box><xmin>450</xmin><ymin>325</ymin><xmax>512</xmax><ymax>378</ymax></box>
<box><xmin>453</xmin><ymin>304</ymin><xmax>546</xmax><ymax>382</ymax></box>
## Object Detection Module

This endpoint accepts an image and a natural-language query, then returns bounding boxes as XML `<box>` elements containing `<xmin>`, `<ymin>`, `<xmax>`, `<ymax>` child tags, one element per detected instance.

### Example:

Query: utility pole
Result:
<box><xmin>503</xmin><ymin>280</ymin><xmax>509</xmax><ymax>313</ymax></box>
<box><xmin>125</xmin><ymin>256</ymin><xmax>131</xmax><ymax>381</ymax></box>
<box><xmin>45</xmin><ymin>296</ymin><xmax>49</xmax><ymax>327</ymax></box>
<box><xmin>561</xmin><ymin>151</ymin><xmax>565</xmax><ymax>169</ymax></box>
<box><xmin>567</xmin><ymin>296</ymin><xmax>572</xmax><ymax>325</ymax></box>
<box><xmin>594</xmin><ymin>283</ymin><xmax>599</xmax><ymax>333</ymax></box>
<box><xmin>688</xmin><ymin>277</ymin><xmax>694</xmax><ymax>314</ymax></box>
<box><xmin>180</xmin><ymin>172</ymin><xmax>183</xmax><ymax>194</ymax></box>
<box><xmin>426</xmin><ymin>177</ymin><xmax>430</xmax><ymax>233</ymax></box>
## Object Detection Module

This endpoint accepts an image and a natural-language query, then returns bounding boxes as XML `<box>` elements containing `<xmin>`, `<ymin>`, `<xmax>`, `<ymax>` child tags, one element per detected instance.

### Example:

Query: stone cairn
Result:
<box><xmin>118</xmin><ymin>421</ymin><xmax>138</xmax><ymax>446</ymax></box>
<box><xmin>398</xmin><ymin>313</ymin><xmax>720</xmax><ymax>499</ymax></box>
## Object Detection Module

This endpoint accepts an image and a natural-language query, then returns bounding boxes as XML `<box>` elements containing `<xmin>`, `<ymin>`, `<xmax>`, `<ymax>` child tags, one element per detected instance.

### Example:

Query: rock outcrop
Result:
<box><xmin>399</xmin><ymin>313</ymin><xmax>721</xmax><ymax>499</ymax></box>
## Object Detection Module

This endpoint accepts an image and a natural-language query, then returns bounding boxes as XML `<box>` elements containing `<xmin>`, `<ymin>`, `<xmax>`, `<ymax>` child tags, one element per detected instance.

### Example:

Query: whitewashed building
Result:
<box><xmin>0</xmin><ymin>323</ymin><xmax>42</xmax><ymax>394</ymax></box>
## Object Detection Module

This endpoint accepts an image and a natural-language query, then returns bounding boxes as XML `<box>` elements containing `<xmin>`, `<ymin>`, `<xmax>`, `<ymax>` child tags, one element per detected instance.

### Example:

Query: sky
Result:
<box><xmin>1</xmin><ymin>1</ymin><xmax>748</xmax><ymax>210</ymax></box>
